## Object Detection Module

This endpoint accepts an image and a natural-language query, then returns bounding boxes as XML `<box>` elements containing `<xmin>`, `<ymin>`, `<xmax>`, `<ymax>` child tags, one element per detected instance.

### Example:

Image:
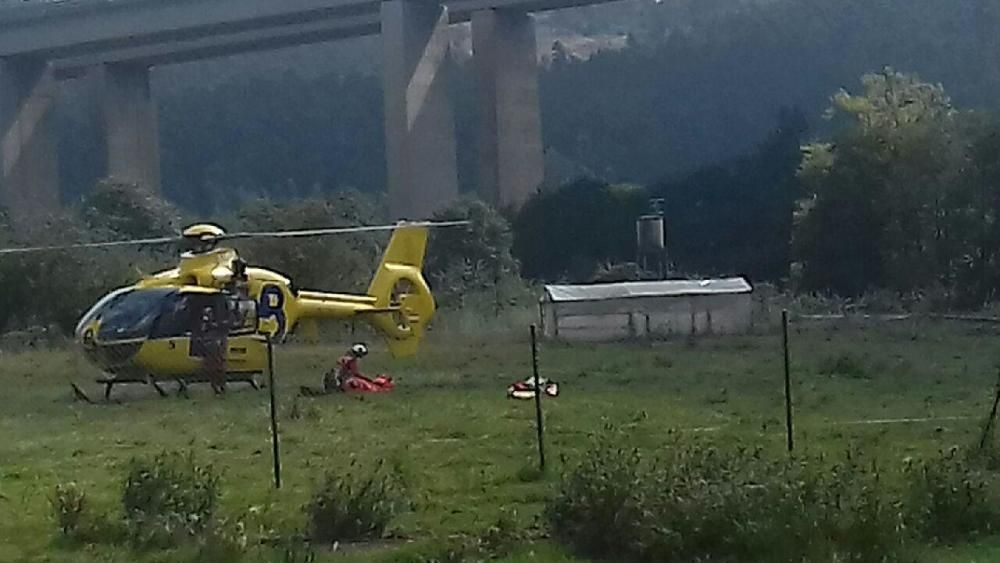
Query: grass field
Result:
<box><xmin>4</xmin><ymin>314</ymin><xmax>1000</xmax><ymax>562</ymax></box>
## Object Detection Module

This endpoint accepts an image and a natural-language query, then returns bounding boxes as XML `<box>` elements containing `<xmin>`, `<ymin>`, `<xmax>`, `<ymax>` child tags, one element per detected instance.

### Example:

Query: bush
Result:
<box><xmin>50</xmin><ymin>482</ymin><xmax>127</xmax><ymax>546</ymax></box>
<box><xmin>272</xmin><ymin>537</ymin><xmax>317</xmax><ymax>563</ymax></box>
<box><xmin>304</xmin><ymin>461</ymin><xmax>401</xmax><ymax>544</ymax></box>
<box><xmin>817</xmin><ymin>352</ymin><xmax>870</xmax><ymax>379</ymax></box>
<box><xmin>411</xmin><ymin>509</ymin><xmax>523</xmax><ymax>563</ymax></box>
<box><xmin>51</xmin><ymin>482</ymin><xmax>87</xmax><ymax>538</ymax></box>
<box><xmin>546</xmin><ymin>437</ymin><xmax>1000</xmax><ymax>562</ymax></box>
<box><xmin>122</xmin><ymin>451</ymin><xmax>221</xmax><ymax>548</ymax></box>
<box><xmin>474</xmin><ymin>508</ymin><xmax>521</xmax><ymax>558</ymax></box>
<box><xmin>186</xmin><ymin>513</ymin><xmax>257</xmax><ymax>563</ymax></box>
<box><xmin>903</xmin><ymin>448</ymin><xmax>1000</xmax><ymax>543</ymax></box>
<box><xmin>545</xmin><ymin>442</ymin><xmax>645</xmax><ymax>558</ymax></box>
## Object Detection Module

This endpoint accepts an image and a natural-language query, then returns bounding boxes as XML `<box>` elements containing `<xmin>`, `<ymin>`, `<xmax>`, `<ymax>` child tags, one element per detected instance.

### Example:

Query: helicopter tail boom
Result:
<box><xmin>281</xmin><ymin>225</ymin><xmax>435</xmax><ymax>357</ymax></box>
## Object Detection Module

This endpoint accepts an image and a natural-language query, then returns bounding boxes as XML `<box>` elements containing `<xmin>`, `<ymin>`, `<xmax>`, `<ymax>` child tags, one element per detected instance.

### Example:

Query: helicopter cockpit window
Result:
<box><xmin>150</xmin><ymin>293</ymin><xmax>225</xmax><ymax>338</ymax></box>
<box><xmin>75</xmin><ymin>286</ymin><xmax>131</xmax><ymax>337</ymax></box>
<box><xmin>147</xmin><ymin>292</ymin><xmax>255</xmax><ymax>338</ymax></box>
<box><xmin>148</xmin><ymin>292</ymin><xmax>194</xmax><ymax>338</ymax></box>
<box><xmin>95</xmin><ymin>288</ymin><xmax>178</xmax><ymax>341</ymax></box>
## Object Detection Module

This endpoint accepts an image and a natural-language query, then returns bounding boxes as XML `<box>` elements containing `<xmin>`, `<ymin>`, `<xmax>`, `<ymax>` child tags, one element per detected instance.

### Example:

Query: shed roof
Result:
<box><xmin>543</xmin><ymin>278</ymin><xmax>752</xmax><ymax>303</ymax></box>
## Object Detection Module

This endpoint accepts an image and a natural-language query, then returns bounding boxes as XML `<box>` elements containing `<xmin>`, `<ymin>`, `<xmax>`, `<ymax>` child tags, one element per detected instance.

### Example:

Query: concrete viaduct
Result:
<box><xmin>0</xmin><ymin>0</ymin><xmax>608</xmax><ymax>220</ymax></box>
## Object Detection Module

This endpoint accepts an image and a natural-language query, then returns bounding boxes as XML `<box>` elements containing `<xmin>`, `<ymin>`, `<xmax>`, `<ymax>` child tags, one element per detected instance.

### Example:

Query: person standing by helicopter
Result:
<box><xmin>195</xmin><ymin>305</ymin><xmax>228</xmax><ymax>395</ymax></box>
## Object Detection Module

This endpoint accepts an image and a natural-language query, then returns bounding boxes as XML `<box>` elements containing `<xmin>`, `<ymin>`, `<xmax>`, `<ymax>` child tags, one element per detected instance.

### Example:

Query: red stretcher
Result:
<box><xmin>341</xmin><ymin>374</ymin><xmax>395</xmax><ymax>393</ymax></box>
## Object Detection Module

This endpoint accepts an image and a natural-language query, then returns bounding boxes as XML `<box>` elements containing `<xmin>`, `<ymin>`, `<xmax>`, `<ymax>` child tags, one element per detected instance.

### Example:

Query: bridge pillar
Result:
<box><xmin>0</xmin><ymin>59</ymin><xmax>60</xmax><ymax>217</ymax></box>
<box><xmin>381</xmin><ymin>0</ymin><xmax>459</xmax><ymax>220</ymax></box>
<box><xmin>472</xmin><ymin>9</ymin><xmax>543</xmax><ymax>211</ymax></box>
<box><xmin>100</xmin><ymin>63</ymin><xmax>161</xmax><ymax>192</ymax></box>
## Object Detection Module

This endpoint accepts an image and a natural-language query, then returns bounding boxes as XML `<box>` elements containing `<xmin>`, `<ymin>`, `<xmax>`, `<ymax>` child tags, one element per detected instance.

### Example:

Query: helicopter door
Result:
<box><xmin>222</xmin><ymin>294</ymin><xmax>267</xmax><ymax>374</ymax></box>
<box><xmin>138</xmin><ymin>291</ymin><xmax>209</xmax><ymax>377</ymax></box>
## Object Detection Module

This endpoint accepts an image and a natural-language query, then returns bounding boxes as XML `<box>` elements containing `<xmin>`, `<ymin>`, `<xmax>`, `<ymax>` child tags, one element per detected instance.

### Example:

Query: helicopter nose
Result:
<box><xmin>82</xmin><ymin>341</ymin><xmax>144</xmax><ymax>372</ymax></box>
<box><xmin>79</xmin><ymin>327</ymin><xmax>96</xmax><ymax>349</ymax></box>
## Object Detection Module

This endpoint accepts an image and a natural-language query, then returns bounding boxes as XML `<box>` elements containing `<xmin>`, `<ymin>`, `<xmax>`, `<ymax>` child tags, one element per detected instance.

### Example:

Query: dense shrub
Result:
<box><xmin>122</xmin><ymin>451</ymin><xmax>221</xmax><ymax>548</ymax></box>
<box><xmin>304</xmin><ymin>462</ymin><xmax>401</xmax><ymax>544</ymax></box>
<box><xmin>547</xmin><ymin>438</ymin><xmax>1000</xmax><ymax>562</ymax></box>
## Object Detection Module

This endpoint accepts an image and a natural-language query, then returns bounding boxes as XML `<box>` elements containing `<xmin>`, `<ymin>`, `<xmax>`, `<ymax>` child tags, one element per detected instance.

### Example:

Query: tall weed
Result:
<box><xmin>51</xmin><ymin>482</ymin><xmax>87</xmax><ymax>538</ymax></box>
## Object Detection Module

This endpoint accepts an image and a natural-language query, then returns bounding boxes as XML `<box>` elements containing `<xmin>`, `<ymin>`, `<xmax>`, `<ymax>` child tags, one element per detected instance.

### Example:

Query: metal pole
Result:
<box><xmin>979</xmin><ymin>368</ymin><xmax>1000</xmax><ymax>450</ymax></box>
<box><xmin>530</xmin><ymin>324</ymin><xmax>546</xmax><ymax>471</ymax></box>
<box><xmin>782</xmin><ymin>309</ymin><xmax>794</xmax><ymax>453</ymax></box>
<box><xmin>267</xmin><ymin>335</ymin><xmax>282</xmax><ymax>489</ymax></box>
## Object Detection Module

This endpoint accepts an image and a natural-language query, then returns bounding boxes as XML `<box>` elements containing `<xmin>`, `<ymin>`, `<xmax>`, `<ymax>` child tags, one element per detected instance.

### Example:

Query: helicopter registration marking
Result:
<box><xmin>258</xmin><ymin>284</ymin><xmax>287</xmax><ymax>337</ymax></box>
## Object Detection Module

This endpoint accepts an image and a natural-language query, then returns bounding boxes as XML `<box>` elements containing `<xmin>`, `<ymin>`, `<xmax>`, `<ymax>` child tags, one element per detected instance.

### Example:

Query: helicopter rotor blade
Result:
<box><xmin>0</xmin><ymin>220</ymin><xmax>470</xmax><ymax>255</ymax></box>
<box><xmin>0</xmin><ymin>236</ymin><xmax>180</xmax><ymax>255</ymax></box>
<box><xmin>221</xmin><ymin>220</ymin><xmax>470</xmax><ymax>240</ymax></box>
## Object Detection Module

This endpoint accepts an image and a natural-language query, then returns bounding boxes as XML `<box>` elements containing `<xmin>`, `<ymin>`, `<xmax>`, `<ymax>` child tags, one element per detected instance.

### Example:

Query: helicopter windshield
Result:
<box><xmin>86</xmin><ymin>288</ymin><xmax>179</xmax><ymax>342</ymax></box>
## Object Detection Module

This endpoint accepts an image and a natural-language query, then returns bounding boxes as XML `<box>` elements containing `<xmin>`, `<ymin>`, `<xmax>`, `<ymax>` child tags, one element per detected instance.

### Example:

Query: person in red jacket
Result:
<box><xmin>324</xmin><ymin>343</ymin><xmax>365</xmax><ymax>392</ymax></box>
<box><xmin>323</xmin><ymin>343</ymin><xmax>394</xmax><ymax>393</ymax></box>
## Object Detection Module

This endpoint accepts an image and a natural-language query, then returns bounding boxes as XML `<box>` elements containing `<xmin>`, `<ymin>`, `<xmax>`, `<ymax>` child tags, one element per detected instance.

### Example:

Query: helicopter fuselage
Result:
<box><xmin>74</xmin><ymin>226</ymin><xmax>436</xmax><ymax>383</ymax></box>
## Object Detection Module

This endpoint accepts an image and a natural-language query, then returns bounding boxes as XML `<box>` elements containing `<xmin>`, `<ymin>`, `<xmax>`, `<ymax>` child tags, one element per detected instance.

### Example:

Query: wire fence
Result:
<box><xmin>528</xmin><ymin>298</ymin><xmax>1000</xmax><ymax>461</ymax></box>
<box><xmin>12</xmin><ymin>298</ymin><xmax>1000</xmax><ymax>494</ymax></box>
<box><xmin>737</xmin><ymin>310</ymin><xmax>1000</xmax><ymax>452</ymax></box>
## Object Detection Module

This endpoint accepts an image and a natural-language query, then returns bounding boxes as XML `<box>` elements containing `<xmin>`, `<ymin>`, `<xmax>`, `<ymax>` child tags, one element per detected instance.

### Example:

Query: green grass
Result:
<box><xmin>4</xmin><ymin>317</ymin><xmax>1000</xmax><ymax>561</ymax></box>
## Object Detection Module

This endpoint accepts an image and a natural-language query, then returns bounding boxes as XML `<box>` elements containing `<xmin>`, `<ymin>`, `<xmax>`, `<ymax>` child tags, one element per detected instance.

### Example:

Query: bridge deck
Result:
<box><xmin>0</xmin><ymin>0</ymin><xmax>617</xmax><ymax>65</ymax></box>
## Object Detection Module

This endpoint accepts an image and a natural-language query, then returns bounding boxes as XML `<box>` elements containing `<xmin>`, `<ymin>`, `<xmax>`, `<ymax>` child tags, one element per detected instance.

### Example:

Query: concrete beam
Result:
<box><xmin>99</xmin><ymin>63</ymin><xmax>161</xmax><ymax>193</ymax></box>
<box><xmin>0</xmin><ymin>0</ymin><xmax>622</xmax><ymax>63</ymax></box>
<box><xmin>472</xmin><ymin>9</ymin><xmax>543</xmax><ymax>209</ymax></box>
<box><xmin>50</xmin><ymin>0</ymin><xmax>616</xmax><ymax>73</ymax></box>
<box><xmin>52</xmin><ymin>13</ymin><xmax>381</xmax><ymax>78</ymax></box>
<box><xmin>0</xmin><ymin>59</ymin><xmax>60</xmax><ymax>217</ymax></box>
<box><xmin>382</xmin><ymin>0</ymin><xmax>459</xmax><ymax>220</ymax></box>
<box><xmin>449</xmin><ymin>0</ymin><xmax>625</xmax><ymax>23</ymax></box>
<box><xmin>0</xmin><ymin>0</ymin><xmax>378</xmax><ymax>58</ymax></box>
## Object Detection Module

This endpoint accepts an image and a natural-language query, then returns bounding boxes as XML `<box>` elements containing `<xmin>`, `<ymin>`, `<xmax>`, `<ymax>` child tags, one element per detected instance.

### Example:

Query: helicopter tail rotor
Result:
<box><xmin>365</xmin><ymin>225</ymin><xmax>436</xmax><ymax>357</ymax></box>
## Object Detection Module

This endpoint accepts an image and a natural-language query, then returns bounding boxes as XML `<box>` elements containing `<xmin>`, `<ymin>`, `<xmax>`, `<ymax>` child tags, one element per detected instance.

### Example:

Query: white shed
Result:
<box><xmin>540</xmin><ymin>278</ymin><xmax>753</xmax><ymax>341</ymax></box>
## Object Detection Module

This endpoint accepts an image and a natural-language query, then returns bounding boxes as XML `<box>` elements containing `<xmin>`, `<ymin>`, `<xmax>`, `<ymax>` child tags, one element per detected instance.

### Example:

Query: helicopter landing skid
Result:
<box><xmin>94</xmin><ymin>373</ymin><xmax>262</xmax><ymax>400</ymax></box>
<box><xmin>94</xmin><ymin>377</ymin><xmax>166</xmax><ymax>400</ymax></box>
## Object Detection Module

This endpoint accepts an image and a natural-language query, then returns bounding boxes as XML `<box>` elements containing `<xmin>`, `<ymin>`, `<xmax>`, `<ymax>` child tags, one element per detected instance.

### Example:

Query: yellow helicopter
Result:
<box><xmin>0</xmin><ymin>220</ymin><xmax>466</xmax><ymax>399</ymax></box>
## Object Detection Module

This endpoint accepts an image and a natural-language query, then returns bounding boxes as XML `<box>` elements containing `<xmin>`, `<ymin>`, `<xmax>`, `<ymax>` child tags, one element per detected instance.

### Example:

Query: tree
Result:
<box><xmin>232</xmin><ymin>190</ymin><xmax>383</xmax><ymax>292</ymax></box>
<box><xmin>0</xmin><ymin>209</ymin><xmax>140</xmax><ymax>333</ymax></box>
<box><xmin>80</xmin><ymin>179</ymin><xmax>180</xmax><ymax>239</ymax></box>
<box><xmin>796</xmin><ymin>70</ymin><xmax>975</xmax><ymax>296</ymax></box>
<box><xmin>651</xmin><ymin>108</ymin><xmax>807</xmax><ymax>281</ymax></box>
<box><xmin>427</xmin><ymin>198</ymin><xmax>520</xmax><ymax>307</ymax></box>
<box><xmin>513</xmin><ymin>179</ymin><xmax>648</xmax><ymax>280</ymax></box>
